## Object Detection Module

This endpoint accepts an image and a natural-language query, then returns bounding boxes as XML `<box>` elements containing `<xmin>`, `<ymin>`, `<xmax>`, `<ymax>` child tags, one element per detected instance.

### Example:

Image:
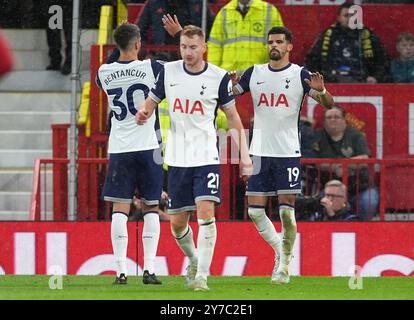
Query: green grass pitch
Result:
<box><xmin>0</xmin><ymin>275</ymin><xmax>413</xmax><ymax>300</ymax></box>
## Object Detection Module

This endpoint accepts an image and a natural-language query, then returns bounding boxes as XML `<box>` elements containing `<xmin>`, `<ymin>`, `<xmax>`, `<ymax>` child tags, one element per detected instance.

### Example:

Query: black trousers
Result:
<box><xmin>44</xmin><ymin>0</ymin><xmax>73</xmax><ymax>66</ymax></box>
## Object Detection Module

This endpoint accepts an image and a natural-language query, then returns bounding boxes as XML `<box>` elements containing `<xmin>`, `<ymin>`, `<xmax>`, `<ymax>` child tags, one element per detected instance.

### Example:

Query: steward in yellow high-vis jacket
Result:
<box><xmin>207</xmin><ymin>0</ymin><xmax>284</xmax><ymax>73</ymax></box>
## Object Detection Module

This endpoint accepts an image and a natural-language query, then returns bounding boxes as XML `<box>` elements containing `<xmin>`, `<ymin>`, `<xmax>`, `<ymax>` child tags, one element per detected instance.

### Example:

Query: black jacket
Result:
<box><xmin>305</xmin><ymin>23</ymin><xmax>390</xmax><ymax>83</ymax></box>
<box><xmin>138</xmin><ymin>0</ymin><xmax>215</xmax><ymax>45</ymax></box>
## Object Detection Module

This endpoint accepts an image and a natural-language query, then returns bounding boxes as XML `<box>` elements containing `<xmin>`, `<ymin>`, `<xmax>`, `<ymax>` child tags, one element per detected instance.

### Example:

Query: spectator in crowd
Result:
<box><xmin>43</xmin><ymin>0</ymin><xmax>73</xmax><ymax>75</ymax></box>
<box><xmin>313</xmin><ymin>106</ymin><xmax>379</xmax><ymax>220</ymax></box>
<box><xmin>304</xmin><ymin>2</ymin><xmax>389</xmax><ymax>83</ymax></box>
<box><xmin>208</xmin><ymin>0</ymin><xmax>284</xmax><ymax>73</ymax></box>
<box><xmin>0</xmin><ymin>30</ymin><xmax>14</xmax><ymax>78</ymax></box>
<box><xmin>138</xmin><ymin>0</ymin><xmax>215</xmax><ymax>46</ymax></box>
<box><xmin>295</xmin><ymin>180</ymin><xmax>360</xmax><ymax>222</ymax></box>
<box><xmin>43</xmin><ymin>0</ymin><xmax>101</xmax><ymax>75</ymax></box>
<box><xmin>300</xmin><ymin>116</ymin><xmax>317</xmax><ymax>158</ymax></box>
<box><xmin>391</xmin><ymin>32</ymin><xmax>414</xmax><ymax>83</ymax></box>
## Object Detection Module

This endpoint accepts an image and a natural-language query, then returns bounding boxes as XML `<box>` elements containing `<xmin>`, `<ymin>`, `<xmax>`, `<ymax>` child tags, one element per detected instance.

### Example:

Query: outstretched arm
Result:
<box><xmin>305</xmin><ymin>72</ymin><xmax>335</xmax><ymax>109</ymax></box>
<box><xmin>229</xmin><ymin>71</ymin><xmax>242</xmax><ymax>96</ymax></box>
<box><xmin>222</xmin><ymin>104</ymin><xmax>253</xmax><ymax>182</ymax></box>
<box><xmin>135</xmin><ymin>97</ymin><xmax>158</xmax><ymax>125</ymax></box>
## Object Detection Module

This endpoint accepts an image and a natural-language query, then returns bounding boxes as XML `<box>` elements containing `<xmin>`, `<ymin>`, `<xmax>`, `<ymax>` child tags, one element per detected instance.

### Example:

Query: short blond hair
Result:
<box><xmin>181</xmin><ymin>25</ymin><xmax>205</xmax><ymax>41</ymax></box>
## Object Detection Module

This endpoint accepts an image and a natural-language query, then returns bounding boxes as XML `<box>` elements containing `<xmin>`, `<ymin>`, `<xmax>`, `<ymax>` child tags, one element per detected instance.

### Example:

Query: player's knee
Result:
<box><xmin>197</xmin><ymin>217</ymin><xmax>215</xmax><ymax>226</ymax></box>
<box><xmin>247</xmin><ymin>206</ymin><xmax>266</xmax><ymax>221</ymax></box>
<box><xmin>170</xmin><ymin>223</ymin><xmax>188</xmax><ymax>239</ymax></box>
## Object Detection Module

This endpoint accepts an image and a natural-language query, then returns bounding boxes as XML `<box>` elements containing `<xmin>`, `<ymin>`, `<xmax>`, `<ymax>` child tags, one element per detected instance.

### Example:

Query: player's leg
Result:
<box><xmin>141</xmin><ymin>204</ymin><xmax>162</xmax><ymax>284</ymax></box>
<box><xmin>169</xmin><ymin>211</ymin><xmax>198</xmax><ymax>285</ymax></box>
<box><xmin>137</xmin><ymin>149</ymin><xmax>164</xmax><ymax>284</ymax></box>
<box><xmin>167</xmin><ymin>166</ymin><xmax>198</xmax><ymax>285</ymax></box>
<box><xmin>191</xmin><ymin>165</ymin><xmax>221</xmax><ymax>291</ymax></box>
<box><xmin>246</xmin><ymin>157</ymin><xmax>282</xmax><ymax>272</ymax></box>
<box><xmin>272</xmin><ymin>157</ymin><xmax>301</xmax><ymax>284</ymax></box>
<box><xmin>193</xmin><ymin>200</ymin><xmax>216</xmax><ymax>291</ymax></box>
<box><xmin>111</xmin><ymin>202</ymin><xmax>130</xmax><ymax>284</ymax></box>
<box><xmin>102</xmin><ymin>152</ymin><xmax>137</xmax><ymax>284</ymax></box>
<box><xmin>247</xmin><ymin>195</ymin><xmax>282</xmax><ymax>266</ymax></box>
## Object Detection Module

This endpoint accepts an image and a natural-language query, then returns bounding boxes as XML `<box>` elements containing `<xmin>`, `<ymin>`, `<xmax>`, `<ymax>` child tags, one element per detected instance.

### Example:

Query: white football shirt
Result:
<box><xmin>97</xmin><ymin>59</ymin><xmax>162</xmax><ymax>153</ymax></box>
<box><xmin>235</xmin><ymin>63</ymin><xmax>311</xmax><ymax>157</ymax></box>
<box><xmin>150</xmin><ymin>60</ymin><xmax>235</xmax><ymax>167</ymax></box>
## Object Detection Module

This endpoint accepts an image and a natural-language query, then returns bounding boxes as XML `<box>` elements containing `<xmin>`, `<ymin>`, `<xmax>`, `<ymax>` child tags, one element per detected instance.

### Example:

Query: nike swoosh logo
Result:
<box><xmin>289</xmin><ymin>183</ymin><xmax>299</xmax><ymax>188</ymax></box>
<box><xmin>170</xmin><ymin>83</ymin><xmax>179</xmax><ymax>87</ymax></box>
<box><xmin>211</xmin><ymin>190</ymin><xmax>218</xmax><ymax>194</ymax></box>
<box><xmin>257</xmin><ymin>81</ymin><xmax>265</xmax><ymax>85</ymax></box>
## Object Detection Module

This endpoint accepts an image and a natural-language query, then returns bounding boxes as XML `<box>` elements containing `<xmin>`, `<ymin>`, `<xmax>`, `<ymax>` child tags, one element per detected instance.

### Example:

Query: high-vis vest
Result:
<box><xmin>207</xmin><ymin>0</ymin><xmax>284</xmax><ymax>72</ymax></box>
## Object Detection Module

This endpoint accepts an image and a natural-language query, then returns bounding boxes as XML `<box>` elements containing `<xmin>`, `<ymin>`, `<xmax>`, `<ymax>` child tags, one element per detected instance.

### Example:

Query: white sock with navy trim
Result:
<box><xmin>172</xmin><ymin>224</ymin><xmax>198</xmax><ymax>265</ymax></box>
<box><xmin>111</xmin><ymin>212</ymin><xmax>128</xmax><ymax>277</ymax></box>
<box><xmin>248</xmin><ymin>206</ymin><xmax>281</xmax><ymax>255</ymax></box>
<box><xmin>279</xmin><ymin>204</ymin><xmax>297</xmax><ymax>266</ymax></box>
<box><xmin>196</xmin><ymin>218</ymin><xmax>217</xmax><ymax>280</ymax></box>
<box><xmin>142</xmin><ymin>211</ymin><xmax>160</xmax><ymax>274</ymax></box>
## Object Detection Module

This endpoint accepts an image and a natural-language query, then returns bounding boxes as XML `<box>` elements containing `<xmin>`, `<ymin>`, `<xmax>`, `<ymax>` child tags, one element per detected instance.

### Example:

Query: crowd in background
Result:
<box><xmin>0</xmin><ymin>0</ymin><xmax>413</xmax><ymax>221</ymax></box>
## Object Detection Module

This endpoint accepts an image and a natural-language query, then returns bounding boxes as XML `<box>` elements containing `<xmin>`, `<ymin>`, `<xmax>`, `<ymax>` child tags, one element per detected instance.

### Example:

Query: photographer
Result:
<box><xmin>296</xmin><ymin>180</ymin><xmax>361</xmax><ymax>221</ymax></box>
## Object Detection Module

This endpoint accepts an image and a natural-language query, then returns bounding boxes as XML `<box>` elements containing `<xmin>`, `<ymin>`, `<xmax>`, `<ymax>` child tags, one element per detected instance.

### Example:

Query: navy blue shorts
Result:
<box><xmin>167</xmin><ymin>165</ymin><xmax>221</xmax><ymax>213</ymax></box>
<box><xmin>246</xmin><ymin>156</ymin><xmax>302</xmax><ymax>196</ymax></box>
<box><xmin>102</xmin><ymin>149</ymin><xmax>163</xmax><ymax>205</ymax></box>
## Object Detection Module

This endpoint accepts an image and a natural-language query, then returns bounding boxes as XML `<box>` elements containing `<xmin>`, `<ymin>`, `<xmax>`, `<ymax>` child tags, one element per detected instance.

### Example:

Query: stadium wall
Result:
<box><xmin>0</xmin><ymin>222</ymin><xmax>413</xmax><ymax>277</ymax></box>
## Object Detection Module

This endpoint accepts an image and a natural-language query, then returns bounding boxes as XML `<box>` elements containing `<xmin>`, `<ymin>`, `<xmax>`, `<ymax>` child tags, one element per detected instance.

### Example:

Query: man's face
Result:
<box><xmin>238</xmin><ymin>0</ymin><xmax>250</xmax><ymax>5</ymax></box>
<box><xmin>324</xmin><ymin>108</ymin><xmax>347</xmax><ymax>135</ymax></box>
<box><xmin>324</xmin><ymin>186</ymin><xmax>346</xmax><ymax>212</ymax></box>
<box><xmin>268</xmin><ymin>34</ymin><xmax>292</xmax><ymax>61</ymax></box>
<box><xmin>337</xmin><ymin>8</ymin><xmax>352</xmax><ymax>28</ymax></box>
<box><xmin>180</xmin><ymin>34</ymin><xmax>206</xmax><ymax>68</ymax></box>
<box><xmin>397</xmin><ymin>40</ymin><xmax>414</xmax><ymax>60</ymax></box>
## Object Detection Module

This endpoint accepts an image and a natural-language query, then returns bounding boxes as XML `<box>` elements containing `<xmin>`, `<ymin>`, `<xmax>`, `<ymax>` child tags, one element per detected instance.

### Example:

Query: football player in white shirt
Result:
<box><xmin>231</xmin><ymin>27</ymin><xmax>335</xmax><ymax>284</ymax></box>
<box><xmin>97</xmin><ymin>23</ymin><xmax>164</xmax><ymax>286</ymax></box>
<box><xmin>136</xmin><ymin>25</ymin><xmax>252</xmax><ymax>291</ymax></box>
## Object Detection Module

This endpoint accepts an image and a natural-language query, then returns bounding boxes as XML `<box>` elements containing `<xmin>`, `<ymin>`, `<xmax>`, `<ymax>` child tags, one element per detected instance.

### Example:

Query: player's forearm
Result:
<box><xmin>143</xmin><ymin>97</ymin><xmax>158</xmax><ymax>116</ymax></box>
<box><xmin>318</xmin><ymin>90</ymin><xmax>335</xmax><ymax>109</ymax></box>
<box><xmin>232</xmin><ymin>86</ymin><xmax>241</xmax><ymax>97</ymax></box>
<box><xmin>226</xmin><ymin>112</ymin><xmax>250</xmax><ymax>163</ymax></box>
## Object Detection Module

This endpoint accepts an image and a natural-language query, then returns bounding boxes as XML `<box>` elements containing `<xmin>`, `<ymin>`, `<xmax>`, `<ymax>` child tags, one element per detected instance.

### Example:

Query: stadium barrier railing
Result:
<box><xmin>30</xmin><ymin>157</ymin><xmax>414</xmax><ymax>222</ymax></box>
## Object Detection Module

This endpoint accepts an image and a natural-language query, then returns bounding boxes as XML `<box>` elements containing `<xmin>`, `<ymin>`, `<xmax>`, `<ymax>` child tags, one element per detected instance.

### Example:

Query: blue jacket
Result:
<box><xmin>391</xmin><ymin>58</ymin><xmax>414</xmax><ymax>83</ymax></box>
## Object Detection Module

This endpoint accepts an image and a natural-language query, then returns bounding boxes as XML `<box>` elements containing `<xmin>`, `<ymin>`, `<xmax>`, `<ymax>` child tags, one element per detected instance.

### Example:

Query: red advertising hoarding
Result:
<box><xmin>0</xmin><ymin>222</ymin><xmax>413</xmax><ymax>277</ymax></box>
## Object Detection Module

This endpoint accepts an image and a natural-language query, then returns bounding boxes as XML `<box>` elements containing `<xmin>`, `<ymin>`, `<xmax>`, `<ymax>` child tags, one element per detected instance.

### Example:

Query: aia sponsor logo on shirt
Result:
<box><xmin>172</xmin><ymin>98</ymin><xmax>205</xmax><ymax>115</ymax></box>
<box><xmin>257</xmin><ymin>93</ymin><xmax>289</xmax><ymax>108</ymax></box>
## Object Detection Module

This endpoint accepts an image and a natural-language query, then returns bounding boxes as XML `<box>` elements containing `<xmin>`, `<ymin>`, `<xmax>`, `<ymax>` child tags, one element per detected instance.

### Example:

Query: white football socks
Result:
<box><xmin>279</xmin><ymin>204</ymin><xmax>297</xmax><ymax>266</ymax></box>
<box><xmin>172</xmin><ymin>224</ymin><xmax>198</xmax><ymax>265</ymax></box>
<box><xmin>142</xmin><ymin>211</ymin><xmax>160</xmax><ymax>274</ymax></box>
<box><xmin>196</xmin><ymin>218</ymin><xmax>217</xmax><ymax>281</ymax></box>
<box><xmin>111</xmin><ymin>212</ymin><xmax>129</xmax><ymax>277</ymax></box>
<box><xmin>248</xmin><ymin>206</ymin><xmax>282</xmax><ymax>255</ymax></box>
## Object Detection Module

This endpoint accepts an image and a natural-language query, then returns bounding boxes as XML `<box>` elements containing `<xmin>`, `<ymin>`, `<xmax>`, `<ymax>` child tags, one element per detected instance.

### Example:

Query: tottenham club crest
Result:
<box><xmin>200</xmin><ymin>84</ymin><xmax>207</xmax><ymax>95</ymax></box>
<box><xmin>285</xmin><ymin>79</ymin><xmax>290</xmax><ymax>89</ymax></box>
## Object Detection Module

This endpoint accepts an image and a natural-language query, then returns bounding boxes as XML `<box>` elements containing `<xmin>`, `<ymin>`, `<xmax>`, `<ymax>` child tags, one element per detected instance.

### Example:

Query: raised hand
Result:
<box><xmin>229</xmin><ymin>70</ymin><xmax>240</xmax><ymax>86</ymax></box>
<box><xmin>162</xmin><ymin>14</ymin><xmax>182</xmax><ymax>37</ymax></box>
<box><xmin>304</xmin><ymin>71</ymin><xmax>325</xmax><ymax>92</ymax></box>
